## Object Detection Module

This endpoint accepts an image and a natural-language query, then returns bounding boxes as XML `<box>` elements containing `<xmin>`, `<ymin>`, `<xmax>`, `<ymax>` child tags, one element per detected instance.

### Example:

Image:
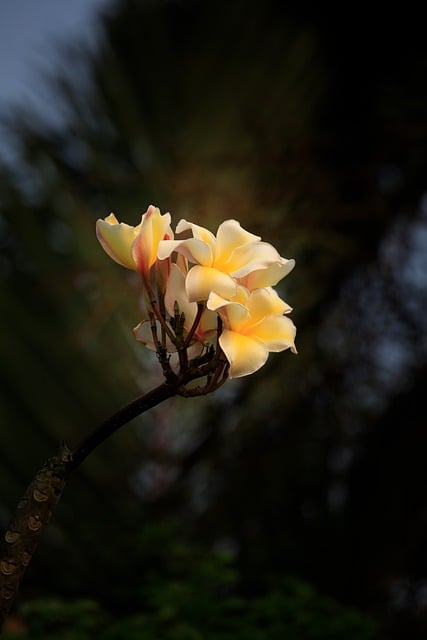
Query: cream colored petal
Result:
<box><xmin>246</xmin><ymin>287</ymin><xmax>290</xmax><ymax>321</ymax></box>
<box><xmin>225</xmin><ymin>302</ymin><xmax>252</xmax><ymax>329</ymax></box>
<box><xmin>215</xmin><ymin>219</ymin><xmax>260</xmax><ymax>264</ymax></box>
<box><xmin>243</xmin><ymin>258</ymin><xmax>295</xmax><ymax>289</ymax></box>
<box><xmin>176</xmin><ymin>218</ymin><xmax>216</xmax><ymax>249</ymax></box>
<box><xmin>157</xmin><ymin>240</ymin><xmax>182</xmax><ymax>260</ymax></box>
<box><xmin>164</xmin><ymin>263</ymin><xmax>197</xmax><ymax>329</ymax></box>
<box><xmin>207</xmin><ymin>286</ymin><xmax>251</xmax><ymax>325</ymax></box>
<box><xmin>96</xmin><ymin>215</ymin><xmax>137</xmax><ymax>270</ymax></box>
<box><xmin>207</xmin><ymin>293</ymin><xmax>249</xmax><ymax>332</ymax></box>
<box><xmin>208</xmin><ymin>285</ymin><xmax>249</xmax><ymax>308</ymax></box>
<box><xmin>219</xmin><ymin>330</ymin><xmax>268</xmax><ymax>378</ymax></box>
<box><xmin>220</xmin><ymin>241</ymin><xmax>282</xmax><ymax>277</ymax></box>
<box><xmin>199</xmin><ymin>308</ymin><xmax>219</xmax><ymax>337</ymax></box>
<box><xmin>234</xmin><ymin>285</ymin><xmax>256</xmax><ymax>307</ymax></box>
<box><xmin>157</xmin><ymin>237</ymin><xmax>213</xmax><ymax>266</ymax></box>
<box><xmin>186</xmin><ymin>265</ymin><xmax>237</xmax><ymax>302</ymax></box>
<box><xmin>206</xmin><ymin>291</ymin><xmax>232</xmax><ymax>311</ymax></box>
<box><xmin>251</xmin><ymin>315</ymin><xmax>297</xmax><ymax>352</ymax></box>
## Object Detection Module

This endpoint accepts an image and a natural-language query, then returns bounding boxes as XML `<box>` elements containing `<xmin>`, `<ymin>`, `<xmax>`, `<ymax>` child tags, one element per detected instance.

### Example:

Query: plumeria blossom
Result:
<box><xmin>158</xmin><ymin>218</ymin><xmax>294</xmax><ymax>303</ymax></box>
<box><xmin>96</xmin><ymin>205</ymin><xmax>297</xmax><ymax>383</ymax></box>
<box><xmin>96</xmin><ymin>205</ymin><xmax>173</xmax><ymax>277</ymax></box>
<box><xmin>207</xmin><ymin>286</ymin><xmax>297</xmax><ymax>378</ymax></box>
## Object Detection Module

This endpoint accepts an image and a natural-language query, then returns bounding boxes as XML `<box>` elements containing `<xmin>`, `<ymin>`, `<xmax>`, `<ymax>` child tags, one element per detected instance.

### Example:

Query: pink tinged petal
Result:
<box><xmin>147</xmin><ymin>208</ymin><xmax>172</xmax><ymax>253</ymax></box>
<box><xmin>96</xmin><ymin>213</ymin><xmax>137</xmax><ymax>270</ymax></box>
<box><xmin>155</xmin><ymin>258</ymin><xmax>171</xmax><ymax>294</ymax></box>
<box><xmin>165</xmin><ymin>263</ymin><xmax>197</xmax><ymax>329</ymax></box>
<box><xmin>185</xmin><ymin>265</ymin><xmax>237</xmax><ymax>302</ymax></box>
<box><xmin>157</xmin><ymin>237</ymin><xmax>213</xmax><ymax>265</ymax></box>
<box><xmin>219</xmin><ymin>330</ymin><xmax>269</xmax><ymax>378</ymax></box>
<box><xmin>176</xmin><ymin>218</ymin><xmax>216</xmax><ymax>249</ymax></box>
<box><xmin>243</xmin><ymin>258</ymin><xmax>295</xmax><ymax>290</ymax></box>
<box><xmin>131</xmin><ymin>207</ymin><xmax>173</xmax><ymax>275</ymax></box>
<box><xmin>251</xmin><ymin>315</ymin><xmax>297</xmax><ymax>352</ymax></box>
<box><xmin>214</xmin><ymin>220</ymin><xmax>260</xmax><ymax>265</ymax></box>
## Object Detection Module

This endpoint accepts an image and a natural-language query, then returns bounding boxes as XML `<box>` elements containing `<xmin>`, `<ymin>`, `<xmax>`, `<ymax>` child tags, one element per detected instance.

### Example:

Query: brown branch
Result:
<box><xmin>0</xmin><ymin>445</ymin><xmax>72</xmax><ymax>628</ymax></box>
<box><xmin>0</xmin><ymin>382</ymin><xmax>177</xmax><ymax>631</ymax></box>
<box><xmin>0</xmin><ymin>346</ymin><xmax>229</xmax><ymax>631</ymax></box>
<box><xmin>70</xmin><ymin>382</ymin><xmax>176</xmax><ymax>472</ymax></box>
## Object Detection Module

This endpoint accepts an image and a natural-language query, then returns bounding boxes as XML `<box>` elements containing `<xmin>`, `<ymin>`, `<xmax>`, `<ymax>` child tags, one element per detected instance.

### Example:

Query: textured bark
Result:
<box><xmin>0</xmin><ymin>445</ymin><xmax>72</xmax><ymax>625</ymax></box>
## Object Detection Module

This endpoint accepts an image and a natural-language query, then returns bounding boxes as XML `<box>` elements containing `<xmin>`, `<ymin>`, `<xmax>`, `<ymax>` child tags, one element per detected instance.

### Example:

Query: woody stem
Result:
<box><xmin>70</xmin><ymin>382</ymin><xmax>176</xmax><ymax>471</ymax></box>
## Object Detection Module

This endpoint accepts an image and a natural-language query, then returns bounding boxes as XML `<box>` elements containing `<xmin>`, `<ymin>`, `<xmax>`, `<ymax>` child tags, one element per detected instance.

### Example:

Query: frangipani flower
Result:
<box><xmin>96</xmin><ymin>205</ymin><xmax>297</xmax><ymax>383</ymax></box>
<box><xmin>158</xmin><ymin>219</ymin><xmax>293</xmax><ymax>302</ymax></box>
<box><xmin>208</xmin><ymin>286</ymin><xmax>297</xmax><ymax>378</ymax></box>
<box><xmin>96</xmin><ymin>205</ymin><xmax>173</xmax><ymax>277</ymax></box>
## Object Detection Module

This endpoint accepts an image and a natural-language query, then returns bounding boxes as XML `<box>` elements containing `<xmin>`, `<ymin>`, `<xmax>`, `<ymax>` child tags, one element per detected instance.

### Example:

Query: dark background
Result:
<box><xmin>1</xmin><ymin>1</ymin><xmax>427</xmax><ymax>637</ymax></box>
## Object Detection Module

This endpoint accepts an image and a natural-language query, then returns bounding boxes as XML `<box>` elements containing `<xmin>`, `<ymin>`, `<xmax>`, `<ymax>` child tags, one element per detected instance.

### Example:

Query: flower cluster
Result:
<box><xmin>96</xmin><ymin>205</ymin><xmax>296</xmax><ymax>380</ymax></box>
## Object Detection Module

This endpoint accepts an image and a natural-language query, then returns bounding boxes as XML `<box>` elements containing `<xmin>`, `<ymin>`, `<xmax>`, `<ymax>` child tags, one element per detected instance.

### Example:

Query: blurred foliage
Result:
<box><xmin>2</xmin><ymin>525</ymin><xmax>377</xmax><ymax>640</ymax></box>
<box><xmin>1</xmin><ymin>0</ymin><xmax>427</xmax><ymax>638</ymax></box>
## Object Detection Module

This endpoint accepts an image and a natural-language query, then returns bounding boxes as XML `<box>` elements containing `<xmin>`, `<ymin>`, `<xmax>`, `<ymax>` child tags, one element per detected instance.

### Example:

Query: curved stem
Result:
<box><xmin>70</xmin><ymin>382</ymin><xmax>176</xmax><ymax>471</ymax></box>
<box><xmin>184</xmin><ymin>302</ymin><xmax>205</xmax><ymax>348</ymax></box>
<box><xmin>143</xmin><ymin>277</ymin><xmax>176</xmax><ymax>343</ymax></box>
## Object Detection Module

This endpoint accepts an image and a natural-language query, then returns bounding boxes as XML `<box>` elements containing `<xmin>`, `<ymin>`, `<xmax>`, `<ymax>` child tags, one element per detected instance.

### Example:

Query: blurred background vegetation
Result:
<box><xmin>1</xmin><ymin>0</ymin><xmax>427</xmax><ymax>637</ymax></box>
